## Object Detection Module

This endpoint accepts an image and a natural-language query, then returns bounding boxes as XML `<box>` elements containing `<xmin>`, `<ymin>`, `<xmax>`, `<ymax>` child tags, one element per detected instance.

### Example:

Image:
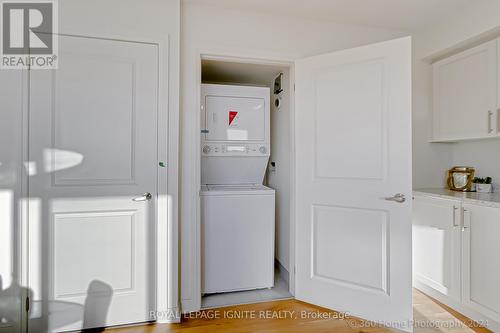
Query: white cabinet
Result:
<box><xmin>462</xmin><ymin>203</ymin><xmax>500</xmax><ymax>324</ymax></box>
<box><xmin>432</xmin><ymin>39</ymin><xmax>498</xmax><ymax>141</ymax></box>
<box><xmin>498</xmin><ymin>40</ymin><xmax>500</xmax><ymax>112</ymax></box>
<box><xmin>413</xmin><ymin>194</ymin><xmax>500</xmax><ymax>331</ymax></box>
<box><xmin>412</xmin><ymin>195</ymin><xmax>462</xmax><ymax>301</ymax></box>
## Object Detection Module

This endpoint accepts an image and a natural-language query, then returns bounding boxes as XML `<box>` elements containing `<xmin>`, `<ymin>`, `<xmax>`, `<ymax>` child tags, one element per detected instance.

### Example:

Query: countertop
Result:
<box><xmin>413</xmin><ymin>188</ymin><xmax>500</xmax><ymax>208</ymax></box>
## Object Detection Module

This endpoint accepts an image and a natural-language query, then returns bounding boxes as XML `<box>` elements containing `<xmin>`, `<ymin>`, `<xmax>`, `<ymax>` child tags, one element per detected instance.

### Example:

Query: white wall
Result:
<box><xmin>412</xmin><ymin>37</ymin><xmax>453</xmax><ymax>188</ymax></box>
<box><xmin>180</xmin><ymin>1</ymin><xmax>407</xmax><ymax>312</ymax></box>
<box><xmin>267</xmin><ymin>69</ymin><xmax>291</xmax><ymax>273</ymax></box>
<box><xmin>416</xmin><ymin>1</ymin><xmax>500</xmax><ymax>59</ymax></box>
<box><xmin>412</xmin><ymin>1</ymin><xmax>500</xmax><ymax>188</ymax></box>
<box><xmin>451</xmin><ymin>140</ymin><xmax>500</xmax><ymax>183</ymax></box>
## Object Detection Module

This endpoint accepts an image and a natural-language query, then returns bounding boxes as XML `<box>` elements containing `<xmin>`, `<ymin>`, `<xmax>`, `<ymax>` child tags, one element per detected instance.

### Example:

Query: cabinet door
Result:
<box><xmin>462</xmin><ymin>204</ymin><xmax>500</xmax><ymax>323</ymax></box>
<box><xmin>412</xmin><ymin>196</ymin><xmax>461</xmax><ymax>301</ymax></box>
<box><xmin>433</xmin><ymin>40</ymin><xmax>497</xmax><ymax>141</ymax></box>
<box><xmin>497</xmin><ymin>38</ymin><xmax>500</xmax><ymax>123</ymax></box>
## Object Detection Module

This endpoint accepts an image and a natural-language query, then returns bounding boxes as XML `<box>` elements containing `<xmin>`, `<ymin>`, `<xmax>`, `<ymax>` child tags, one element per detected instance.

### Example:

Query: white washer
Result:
<box><xmin>201</xmin><ymin>184</ymin><xmax>275</xmax><ymax>294</ymax></box>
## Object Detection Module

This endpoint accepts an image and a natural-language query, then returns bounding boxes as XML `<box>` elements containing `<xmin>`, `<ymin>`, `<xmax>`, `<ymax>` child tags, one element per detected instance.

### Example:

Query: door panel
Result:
<box><xmin>462</xmin><ymin>204</ymin><xmax>500</xmax><ymax>323</ymax></box>
<box><xmin>28</xmin><ymin>35</ymin><xmax>158</xmax><ymax>332</ymax></box>
<box><xmin>52</xmin><ymin>52</ymin><xmax>137</xmax><ymax>185</ymax></box>
<box><xmin>295</xmin><ymin>37</ymin><xmax>412</xmax><ymax>329</ymax></box>
<box><xmin>314</xmin><ymin>59</ymin><xmax>386</xmax><ymax>180</ymax></box>
<box><xmin>312</xmin><ymin>205</ymin><xmax>388</xmax><ymax>293</ymax></box>
<box><xmin>54</xmin><ymin>210</ymin><xmax>136</xmax><ymax>296</ymax></box>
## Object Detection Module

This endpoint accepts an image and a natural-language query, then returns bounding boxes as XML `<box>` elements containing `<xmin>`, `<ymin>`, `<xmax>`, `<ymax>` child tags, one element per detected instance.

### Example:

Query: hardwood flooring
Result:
<box><xmin>106</xmin><ymin>290</ymin><xmax>491</xmax><ymax>333</ymax></box>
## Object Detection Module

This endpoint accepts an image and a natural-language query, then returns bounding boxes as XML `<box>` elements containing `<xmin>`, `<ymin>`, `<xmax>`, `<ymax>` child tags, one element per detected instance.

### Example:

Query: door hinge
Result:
<box><xmin>25</xmin><ymin>297</ymin><xmax>30</xmax><ymax>312</ymax></box>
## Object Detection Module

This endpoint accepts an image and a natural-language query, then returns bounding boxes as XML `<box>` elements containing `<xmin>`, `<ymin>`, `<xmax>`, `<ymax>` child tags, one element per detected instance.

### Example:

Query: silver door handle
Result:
<box><xmin>133</xmin><ymin>192</ymin><xmax>152</xmax><ymax>202</ymax></box>
<box><xmin>384</xmin><ymin>193</ymin><xmax>406</xmax><ymax>203</ymax></box>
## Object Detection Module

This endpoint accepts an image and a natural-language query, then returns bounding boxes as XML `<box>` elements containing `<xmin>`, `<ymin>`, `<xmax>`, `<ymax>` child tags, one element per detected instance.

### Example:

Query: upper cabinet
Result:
<box><xmin>432</xmin><ymin>39</ymin><xmax>498</xmax><ymax>142</ymax></box>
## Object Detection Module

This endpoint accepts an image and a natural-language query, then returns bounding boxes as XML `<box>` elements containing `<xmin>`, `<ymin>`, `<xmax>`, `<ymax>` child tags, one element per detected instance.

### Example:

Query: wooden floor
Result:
<box><xmin>107</xmin><ymin>290</ymin><xmax>491</xmax><ymax>333</ymax></box>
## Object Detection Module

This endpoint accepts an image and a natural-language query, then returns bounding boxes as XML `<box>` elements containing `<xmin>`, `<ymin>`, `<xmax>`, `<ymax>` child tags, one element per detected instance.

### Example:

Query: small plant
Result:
<box><xmin>473</xmin><ymin>177</ymin><xmax>492</xmax><ymax>184</ymax></box>
<box><xmin>473</xmin><ymin>177</ymin><xmax>493</xmax><ymax>193</ymax></box>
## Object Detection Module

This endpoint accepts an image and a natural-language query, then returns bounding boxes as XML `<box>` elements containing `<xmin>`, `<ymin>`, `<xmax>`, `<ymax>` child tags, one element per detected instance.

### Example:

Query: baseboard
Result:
<box><xmin>155</xmin><ymin>306</ymin><xmax>181</xmax><ymax>324</ymax></box>
<box><xmin>181</xmin><ymin>297</ymin><xmax>201</xmax><ymax>314</ymax></box>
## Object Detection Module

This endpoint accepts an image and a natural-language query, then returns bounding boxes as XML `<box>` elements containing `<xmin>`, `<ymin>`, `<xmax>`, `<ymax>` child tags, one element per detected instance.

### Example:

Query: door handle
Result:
<box><xmin>132</xmin><ymin>192</ymin><xmax>152</xmax><ymax>202</ymax></box>
<box><xmin>384</xmin><ymin>193</ymin><xmax>406</xmax><ymax>203</ymax></box>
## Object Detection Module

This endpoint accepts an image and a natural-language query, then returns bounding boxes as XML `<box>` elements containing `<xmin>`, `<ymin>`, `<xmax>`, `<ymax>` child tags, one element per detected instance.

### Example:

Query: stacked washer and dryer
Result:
<box><xmin>200</xmin><ymin>84</ymin><xmax>275</xmax><ymax>294</ymax></box>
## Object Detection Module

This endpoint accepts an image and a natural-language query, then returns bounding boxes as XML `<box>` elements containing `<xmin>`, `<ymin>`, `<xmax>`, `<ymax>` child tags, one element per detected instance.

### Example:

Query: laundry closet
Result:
<box><xmin>199</xmin><ymin>59</ymin><xmax>293</xmax><ymax>308</ymax></box>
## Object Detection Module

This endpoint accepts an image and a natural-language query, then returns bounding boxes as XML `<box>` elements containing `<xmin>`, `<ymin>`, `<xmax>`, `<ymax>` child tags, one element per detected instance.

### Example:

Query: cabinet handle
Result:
<box><xmin>488</xmin><ymin>110</ymin><xmax>493</xmax><ymax>133</ymax></box>
<box><xmin>498</xmin><ymin>109</ymin><xmax>500</xmax><ymax>133</ymax></box>
<box><xmin>462</xmin><ymin>208</ymin><xmax>470</xmax><ymax>231</ymax></box>
<box><xmin>452</xmin><ymin>206</ymin><xmax>459</xmax><ymax>227</ymax></box>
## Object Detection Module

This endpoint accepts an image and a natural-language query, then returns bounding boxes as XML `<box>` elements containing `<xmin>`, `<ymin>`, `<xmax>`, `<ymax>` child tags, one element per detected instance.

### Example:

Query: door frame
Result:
<box><xmin>20</xmin><ymin>31</ymin><xmax>180</xmax><ymax>326</ymax></box>
<box><xmin>190</xmin><ymin>50</ymin><xmax>296</xmax><ymax>311</ymax></box>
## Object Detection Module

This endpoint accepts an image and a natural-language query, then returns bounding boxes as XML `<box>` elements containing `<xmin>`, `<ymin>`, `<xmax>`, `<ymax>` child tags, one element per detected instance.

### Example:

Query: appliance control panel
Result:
<box><xmin>201</xmin><ymin>143</ymin><xmax>270</xmax><ymax>156</ymax></box>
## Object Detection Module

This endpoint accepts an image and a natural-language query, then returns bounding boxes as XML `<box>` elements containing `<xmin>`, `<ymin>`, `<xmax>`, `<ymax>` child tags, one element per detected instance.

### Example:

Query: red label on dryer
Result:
<box><xmin>229</xmin><ymin>111</ymin><xmax>238</xmax><ymax>126</ymax></box>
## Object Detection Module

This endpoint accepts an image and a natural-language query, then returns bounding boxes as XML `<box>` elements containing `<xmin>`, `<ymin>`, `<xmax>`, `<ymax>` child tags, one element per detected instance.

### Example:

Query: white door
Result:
<box><xmin>28</xmin><ymin>35</ymin><xmax>158</xmax><ymax>332</ymax></box>
<box><xmin>295</xmin><ymin>37</ymin><xmax>412</xmax><ymax>329</ymax></box>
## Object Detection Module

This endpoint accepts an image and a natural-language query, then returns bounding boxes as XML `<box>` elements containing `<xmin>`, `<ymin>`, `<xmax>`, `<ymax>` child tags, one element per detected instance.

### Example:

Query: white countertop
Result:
<box><xmin>413</xmin><ymin>188</ymin><xmax>500</xmax><ymax>208</ymax></box>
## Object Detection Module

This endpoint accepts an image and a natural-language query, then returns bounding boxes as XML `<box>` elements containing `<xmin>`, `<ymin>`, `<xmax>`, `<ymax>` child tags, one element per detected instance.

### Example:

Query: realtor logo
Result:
<box><xmin>1</xmin><ymin>0</ymin><xmax>58</xmax><ymax>69</ymax></box>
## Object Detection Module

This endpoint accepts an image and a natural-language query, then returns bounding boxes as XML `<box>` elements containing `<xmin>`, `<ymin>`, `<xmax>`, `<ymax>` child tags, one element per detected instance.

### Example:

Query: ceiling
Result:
<box><xmin>202</xmin><ymin>60</ymin><xmax>287</xmax><ymax>86</ymax></box>
<box><xmin>184</xmin><ymin>0</ymin><xmax>479</xmax><ymax>32</ymax></box>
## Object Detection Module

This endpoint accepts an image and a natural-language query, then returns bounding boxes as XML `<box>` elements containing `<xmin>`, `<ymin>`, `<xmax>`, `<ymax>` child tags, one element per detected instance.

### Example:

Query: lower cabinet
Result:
<box><xmin>413</xmin><ymin>195</ymin><xmax>500</xmax><ymax>331</ymax></box>
<box><xmin>462</xmin><ymin>203</ymin><xmax>500</xmax><ymax>324</ymax></box>
<box><xmin>412</xmin><ymin>195</ymin><xmax>462</xmax><ymax>301</ymax></box>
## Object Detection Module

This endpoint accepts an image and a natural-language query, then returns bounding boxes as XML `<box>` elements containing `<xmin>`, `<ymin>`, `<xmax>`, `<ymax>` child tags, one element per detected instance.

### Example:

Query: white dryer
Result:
<box><xmin>201</xmin><ymin>84</ymin><xmax>271</xmax><ymax>185</ymax></box>
<box><xmin>200</xmin><ymin>84</ymin><xmax>275</xmax><ymax>294</ymax></box>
